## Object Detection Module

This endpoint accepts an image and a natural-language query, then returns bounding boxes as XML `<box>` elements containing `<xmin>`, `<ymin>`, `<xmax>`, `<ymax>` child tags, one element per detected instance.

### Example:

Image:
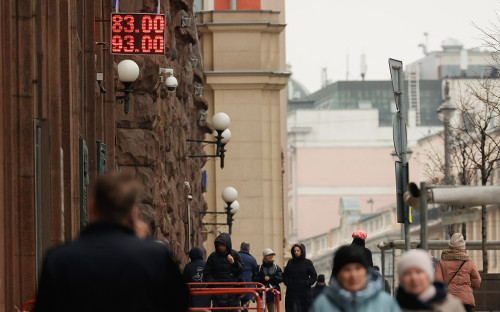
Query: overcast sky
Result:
<box><xmin>285</xmin><ymin>0</ymin><xmax>500</xmax><ymax>93</ymax></box>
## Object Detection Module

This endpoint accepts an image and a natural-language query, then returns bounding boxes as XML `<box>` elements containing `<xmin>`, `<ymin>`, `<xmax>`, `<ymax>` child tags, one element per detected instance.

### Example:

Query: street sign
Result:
<box><xmin>393</xmin><ymin>111</ymin><xmax>407</xmax><ymax>161</ymax></box>
<box><xmin>389</xmin><ymin>58</ymin><xmax>404</xmax><ymax>111</ymax></box>
<box><xmin>441</xmin><ymin>207</ymin><xmax>481</xmax><ymax>225</ymax></box>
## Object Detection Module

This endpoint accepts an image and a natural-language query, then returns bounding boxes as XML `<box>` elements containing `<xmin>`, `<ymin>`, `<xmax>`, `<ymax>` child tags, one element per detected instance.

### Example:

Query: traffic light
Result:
<box><xmin>404</xmin><ymin>182</ymin><xmax>421</xmax><ymax>211</ymax></box>
<box><xmin>395</xmin><ymin>162</ymin><xmax>409</xmax><ymax>223</ymax></box>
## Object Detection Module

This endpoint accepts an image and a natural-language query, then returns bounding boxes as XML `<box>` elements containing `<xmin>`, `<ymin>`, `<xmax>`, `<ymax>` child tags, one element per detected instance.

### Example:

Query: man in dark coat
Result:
<box><xmin>283</xmin><ymin>244</ymin><xmax>317</xmax><ymax>312</ymax></box>
<box><xmin>351</xmin><ymin>230</ymin><xmax>374</xmax><ymax>267</ymax></box>
<box><xmin>205</xmin><ymin>233</ymin><xmax>244</xmax><ymax>311</ymax></box>
<box><xmin>35</xmin><ymin>172</ymin><xmax>189</xmax><ymax>312</ymax></box>
<box><xmin>183</xmin><ymin>247</ymin><xmax>211</xmax><ymax>308</ymax></box>
<box><xmin>312</xmin><ymin>274</ymin><xmax>326</xmax><ymax>300</ymax></box>
<box><xmin>238</xmin><ymin>242</ymin><xmax>258</xmax><ymax>309</ymax></box>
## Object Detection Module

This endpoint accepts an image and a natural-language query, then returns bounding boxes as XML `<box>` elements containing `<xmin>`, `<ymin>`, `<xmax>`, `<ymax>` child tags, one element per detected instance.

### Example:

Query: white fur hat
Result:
<box><xmin>397</xmin><ymin>249</ymin><xmax>434</xmax><ymax>283</ymax></box>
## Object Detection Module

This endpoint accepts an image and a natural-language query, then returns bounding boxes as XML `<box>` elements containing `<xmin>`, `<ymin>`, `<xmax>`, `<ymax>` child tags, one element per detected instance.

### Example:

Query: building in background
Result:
<box><xmin>1</xmin><ymin>0</ymin><xmax>211</xmax><ymax>307</ymax></box>
<box><xmin>197</xmin><ymin>0</ymin><xmax>289</xmax><ymax>266</ymax></box>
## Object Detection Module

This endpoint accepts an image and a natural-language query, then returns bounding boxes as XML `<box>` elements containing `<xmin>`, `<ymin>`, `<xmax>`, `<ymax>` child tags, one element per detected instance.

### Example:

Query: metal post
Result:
<box><xmin>381</xmin><ymin>249</ymin><xmax>386</xmax><ymax>282</ymax></box>
<box><xmin>392</xmin><ymin>247</ymin><xmax>396</xmax><ymax>295</ymax></box>
<box><xmin>230</xmin><ymin>0</ymin><xmax>236</xmax><ymax>10</ymax></box>
<box><xmin>420</xmin><ymin>182</ymin><xmax>428</xmax><ymax>250</ymax></box>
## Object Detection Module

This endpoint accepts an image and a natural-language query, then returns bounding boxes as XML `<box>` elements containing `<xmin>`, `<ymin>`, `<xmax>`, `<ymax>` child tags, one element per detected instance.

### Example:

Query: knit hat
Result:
<box><xmin>263</xmin><ymin>248</ymin><xmax>276</xmax><ymax>257</ymax></box>
<box><xmin>397</xmin><ymin>249</ymin><xmax>434</xmax><ymax>283</ymax></box>
<box><xmin>332</xmin><ymin>245</ymin><xmax>368</xmax><ymax>276</ymax></box>
<box><xmin>352</xmin><ymin>230</ymin><xmax>368</xmax><ymax>240</ymax></box>
<box><xmin>317</xmin><ymin>274</ymin><xmax>325</xmax><ymax>283</ymax></box>
<box><xmin>449</xmin><ymin>233</ymin><xmax>466</xmax><ymax>250</ymax></box>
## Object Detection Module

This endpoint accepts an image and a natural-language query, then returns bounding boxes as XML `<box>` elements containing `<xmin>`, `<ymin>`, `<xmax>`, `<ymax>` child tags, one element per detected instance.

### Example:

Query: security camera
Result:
<box><xmin>166</xmin><ymin>76</ymin><xmax>178</xmax><ymax>92</ymax></box>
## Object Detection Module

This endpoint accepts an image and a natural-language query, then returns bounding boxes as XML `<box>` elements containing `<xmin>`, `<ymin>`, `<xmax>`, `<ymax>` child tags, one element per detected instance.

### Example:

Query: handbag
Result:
<box><xmin>447</xmin><ymin>261</ymin><xmax>466</xmax><ymax>284</ymax></box>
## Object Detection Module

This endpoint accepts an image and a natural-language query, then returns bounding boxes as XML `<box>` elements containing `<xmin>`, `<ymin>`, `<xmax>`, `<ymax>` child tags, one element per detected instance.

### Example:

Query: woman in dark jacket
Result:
<box><xmin>283</xmin><ymin>244</ymin><xmax>317</xmax><ymax>312</ymax></box>
<box><xmin>351</xmin><ymin>230</ymin><xmax>374</xmax><ymax>267</ymax></box>
<box><xmin>253</xmin><ymin>248</ymin><xmax>283</xmax><ymax>312</ymax></box>
<box><xmin>183</xmin><ymin>247</ymin><xmax>211</xmax><ymax>308</ymax></box>
<box><xmin>205</xmin><ymin>233</ymin><xmax>244</xmax><ymax>311</ymax></box>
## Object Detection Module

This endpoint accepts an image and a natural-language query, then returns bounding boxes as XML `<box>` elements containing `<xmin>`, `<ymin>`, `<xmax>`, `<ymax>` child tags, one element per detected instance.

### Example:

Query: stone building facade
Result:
<box><xmin>0</xmin><ymin>0</ymin><xmax>209</xmax><ymax>308</ymax></box>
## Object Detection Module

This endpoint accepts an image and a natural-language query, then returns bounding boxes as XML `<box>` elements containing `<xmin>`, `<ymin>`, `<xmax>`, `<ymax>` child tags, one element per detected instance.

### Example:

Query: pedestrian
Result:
<box><xmin>312</xmin><ymin>274</ymin><xmax>326</xmax><ymax>300</ymax></box>
<box><xmin>311</xmin><ymin>245</ymin><xmax>400</xmax><ymax>312</ymax></box>
<box><xmin>351</xmin><ymin>230</ymin><xmax>374</xmax><ymax>267</ymax></box>
<box><xmin>373</xmin><ymin>266</ymin><xmax>391</xmax><ymax>294</ymax></box>
<box><xmin>397</xmin><ymin>249</ymin><xmax>465</xmax><ymax>312</ymax></box>
<box><xmin>239</xmin><ymin>242</ymin><xmax>259</xmax><ymax>310</ymax></box>
<box><xmin>417</xmin><ymin>243</ymin><xmax>439</xmax><ymax>269</ymax></box>
<box><xmin>183</xmin><ymin>247</ymin><xmax>211</xmax><ymax>308</ymax></box>
<box><xmin>205</xmin><ymin>232</ymin><xmax>244</xmax><ymax>312</ymax></box>
<box><xmin>34</xmin><ymin>172</ymin><xmax>189</xmax><ymax>312</ymax></box>
<box><xmin>283</xmin><ymin>243</ymin><xmax>317</xmax><ymax>312</ymax></box>
<box><xmin>434</xmin><ymin>233</ymin><xmax>481</xmax><ymax>312</ymax></box>
<box><xmin>253</xmin><ymin>248</ymin><xmax>283</xmax><ymax>312</ymax></box>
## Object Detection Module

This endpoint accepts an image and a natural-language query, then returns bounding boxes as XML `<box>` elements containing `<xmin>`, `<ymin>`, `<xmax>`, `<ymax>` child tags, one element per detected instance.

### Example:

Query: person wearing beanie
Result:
<box><xmin>434</xmin><ymin>233</ymin><xmax>481</xmax><ymax>312</ymax></box>
<box><xmin>351</xmin><ymin>230</ymin><xmax>374</xmax><ymax>267</ymax></box>
<box><xmin>311</xmin><ymin>245</ymin><xmax>400</xmax><ymax>312</ymax></box>
<box><xmin>252</xmin><ymin>248</ymin><xmax>283</xmax><ymax>312</ymax></box>
<box><xmin>397</xmin><ymin>249</ymin><xmax>465</xmax><ymax>312</ymax></box>
<box><xmin>312</xmin><ymin>274</ymin><xmax>326</xmax><ymax>300</ymax></box>
<box><xmin>283</xmin><ymin>244</ymin><xmax>317</xmax><ymax>312</ymax></box>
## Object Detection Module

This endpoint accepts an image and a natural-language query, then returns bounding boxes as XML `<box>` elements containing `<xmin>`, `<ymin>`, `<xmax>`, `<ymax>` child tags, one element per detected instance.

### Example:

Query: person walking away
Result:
<box><xmin>239</xmin><ymin>242</ymin><xmax>259</xmax><ymax>310</ymax></box>
<box><xmin>397</xmin><ymin>249</ymin><xmax>465</xmax><ymax>312</ymax></box>
<box><xmin>351</xmin><ymin>230</ymin><xmax>373</xmax><ymax>267</ymax></box>
<box><xmin>434</xmin><ymin>233</ymin><xmax>481</xmax><ymax>312</ymax></box>
<box><xmin>35</xmin><ymin>172</ymin><xmax>189</xmax><ymax>312</ymax></box>
<box><xmin>311</xmin><ymin>245</ymin><xmax>400</xmax><ymax>312</ymax></box>
<box><xmin>283</xmin><ymin>244</ymin><xmax>317</xmax><ymax>312</ymax></box>
<box><xmin>183</xmin><ymin>247</ymin><xmax>211</xmax><ymax>308</ymax></box>
<box><xmin>312</xmin><ymin>274</ymin><xmax>326</xmax><ymax>300</ymax></box>
<box><xmin>373</xmin><ymin>266</ymin><xmax>391</xmax><ymax>294</ymax></box>
<box><xmin>205</xmin><ymin>233</ymin><xmax>244</xmax><ymax>312</ymax></box>
<box><xmin>253</xmin><ymin>248</ymin><xmax>283</xmax><ymax>312</ymax></box>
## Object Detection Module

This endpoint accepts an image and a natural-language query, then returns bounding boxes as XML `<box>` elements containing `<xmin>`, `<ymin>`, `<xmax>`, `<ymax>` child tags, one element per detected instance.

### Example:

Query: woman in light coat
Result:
<box><xmin>397</xmin><ymin>249</ymin><xmax>465</xmax><ymax>312</ymax></box>
<box><xmin>311</xmin><ymin>245</ymin><xmax>400</xmax><ymax>312</ymax></box>
<box><xmin>435</xmin><ymin>233</ymin><xmax>481</xmax><ymax>312</ymax></box>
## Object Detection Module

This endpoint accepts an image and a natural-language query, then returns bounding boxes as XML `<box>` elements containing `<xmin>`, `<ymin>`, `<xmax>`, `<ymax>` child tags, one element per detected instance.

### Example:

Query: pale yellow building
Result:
<box><xmin>197</xmin><ymin>0</ymin><xmax>290</xmax><ymax>266</ymax></box>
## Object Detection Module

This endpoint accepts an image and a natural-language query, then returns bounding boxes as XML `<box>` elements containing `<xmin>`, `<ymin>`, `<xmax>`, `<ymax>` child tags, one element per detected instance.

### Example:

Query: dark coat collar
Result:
<box><xmin>396</xmin><ymin>282</ymin><xmax>447</xmax><ymax>310</ymax></box>
<box><xmin>80</xmin><ymin>220</ymin><xmax>135</xmax><ymax>236</ymax></box>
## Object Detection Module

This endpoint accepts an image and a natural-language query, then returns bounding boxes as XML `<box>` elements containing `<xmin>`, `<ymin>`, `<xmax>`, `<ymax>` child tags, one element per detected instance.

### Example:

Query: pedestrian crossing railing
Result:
<box><xmin>187</xmin><ymin>282</ymin><xmax>280</xmax><ymax>312</ymax></box>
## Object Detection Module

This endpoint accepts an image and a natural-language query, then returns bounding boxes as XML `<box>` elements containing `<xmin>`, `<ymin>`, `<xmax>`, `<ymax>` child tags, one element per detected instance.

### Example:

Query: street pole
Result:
<box><xmin>420</xmin><ymin>182</ymin><xmax>428</xmax><ymax>250</ymax></box>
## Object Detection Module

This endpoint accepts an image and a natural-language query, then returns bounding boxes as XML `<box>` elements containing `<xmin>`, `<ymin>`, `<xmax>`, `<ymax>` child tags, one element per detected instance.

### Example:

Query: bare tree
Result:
<box><xmin>448</xmin><ymin>78</ymin><xmax>500</xmax><ymax>273</ymax></box>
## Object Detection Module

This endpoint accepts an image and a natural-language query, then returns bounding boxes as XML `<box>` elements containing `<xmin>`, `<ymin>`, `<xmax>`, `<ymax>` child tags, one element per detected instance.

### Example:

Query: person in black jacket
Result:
<box><xmin>312</xmin><ymin>274</ymin><xmax>326</xmax><ymax>300</ymax></box>
<box><xmin>351</xmin><ymin>229</ymin><xmax>374</xmax><ymax>267</ymax></box>
<box><xmin>205</xmin><ymin>233</ymin><xmax>244</xmax><ymax>311</ymax></box>
<box><xmin>183</xmin><ymin>247</ymin><xmax>211</xmax><ymax>308</ymax></box>
<box><xmin>253</xmin><ymin>248</ymin><xmax>283</xmax><ymax>312</ymax></box>
<box><xmin>283</xmin><ymin>244</ymin><xmax>317</xmax><ymax>312</ymax></box>
<box><xmin>34</xmin><ymin>172</ymin><xmax>189</xmax><ymax>312</ymax></box>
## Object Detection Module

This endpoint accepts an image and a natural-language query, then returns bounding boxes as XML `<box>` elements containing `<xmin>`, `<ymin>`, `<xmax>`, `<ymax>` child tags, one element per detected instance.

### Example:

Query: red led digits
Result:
<box><xmin>142</xmin><ymin>15</ymin><xmax>153</xmax><ymax>33</ymax></box>
<box><xmin>154</xmin><ymin>35</ymin><xmax>164</xmax><ymax>53</ymax></box>
<box><xmin>111</xmin><ymin>35</ymin><xmax>123</xmax><ymax>53</ymax></box>
<box><xmin>153</xmin><ymin>15</ymin><xmax>164</xmax><ymax>33</ymax></box>
<box><xmin>111</xmin><ymin>13</ymin><xmax>165</xmax><ymax>54</ymax></box>
<box><xmin>112</xmin><ymin>15</ymin><xmax>123</xmax><ymax>32</ymax></box>
<box><xmin>123</xmin><ymin>15</ymin><xmax>135</xmax><ymax>33</ymax></box>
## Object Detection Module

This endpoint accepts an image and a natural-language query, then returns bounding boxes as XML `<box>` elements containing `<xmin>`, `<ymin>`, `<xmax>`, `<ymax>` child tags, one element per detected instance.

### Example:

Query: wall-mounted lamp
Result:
<box><xmin>202</xmin><ymin>187</ymin><xmax>240</xmax><ymax>235</ymax></box>
<box><xmin>187</xmin><ymin>112</ymin><xmax>231</xmax><ymax>169</ymax></box>
<box><xmin>116</xmin><ymin>60</ymin><xmax>140</xmax><ymax>114</ymax></box>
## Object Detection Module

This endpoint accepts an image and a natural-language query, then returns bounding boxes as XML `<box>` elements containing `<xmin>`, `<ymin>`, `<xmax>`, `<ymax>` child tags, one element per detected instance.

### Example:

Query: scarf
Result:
<box><xmin>441</xmin><ymin>249</ymin><xmax>470</xmax><ymax>261</ymax></box>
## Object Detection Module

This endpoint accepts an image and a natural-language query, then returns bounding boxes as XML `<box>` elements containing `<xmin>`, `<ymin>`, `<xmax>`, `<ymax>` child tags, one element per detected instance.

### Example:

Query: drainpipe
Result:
<box><xmin>230</xmin><ymin>0</ymin><xmax>236</xmax><ymax>10</ymax></box>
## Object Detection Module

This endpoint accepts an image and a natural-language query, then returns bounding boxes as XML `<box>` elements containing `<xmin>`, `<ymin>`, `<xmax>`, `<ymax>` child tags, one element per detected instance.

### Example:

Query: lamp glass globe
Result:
<box><xmin>230</xmin><ymin>200</ymin><xmax>240</xmax><ymax>214</ymax></box>
<box><xmin>222</xmin><ymin>186</ymin><xmax>238</xmax><ymax>202</ymax></box>
<box><xmin>221</xmin><ymin>129</ymin><xmax>231</xmax><ymax>144</ymax></box>
<box><xmin>212</xmin><ymin>112</ymin><xmax>230</xmax><ymax>131</ymax></box>
<box><xmin>117</xmin><ymin>60</ymin><xmax>140</xmax><ymax>82</ymax></box>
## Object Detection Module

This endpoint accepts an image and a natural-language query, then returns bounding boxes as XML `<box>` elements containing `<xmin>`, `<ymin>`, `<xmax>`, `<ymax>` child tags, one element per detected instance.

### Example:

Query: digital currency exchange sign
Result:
<box><xmin>111</xmin><ymin>13</ymin><xmax>165</xmax><ymax>55</ymax></box>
